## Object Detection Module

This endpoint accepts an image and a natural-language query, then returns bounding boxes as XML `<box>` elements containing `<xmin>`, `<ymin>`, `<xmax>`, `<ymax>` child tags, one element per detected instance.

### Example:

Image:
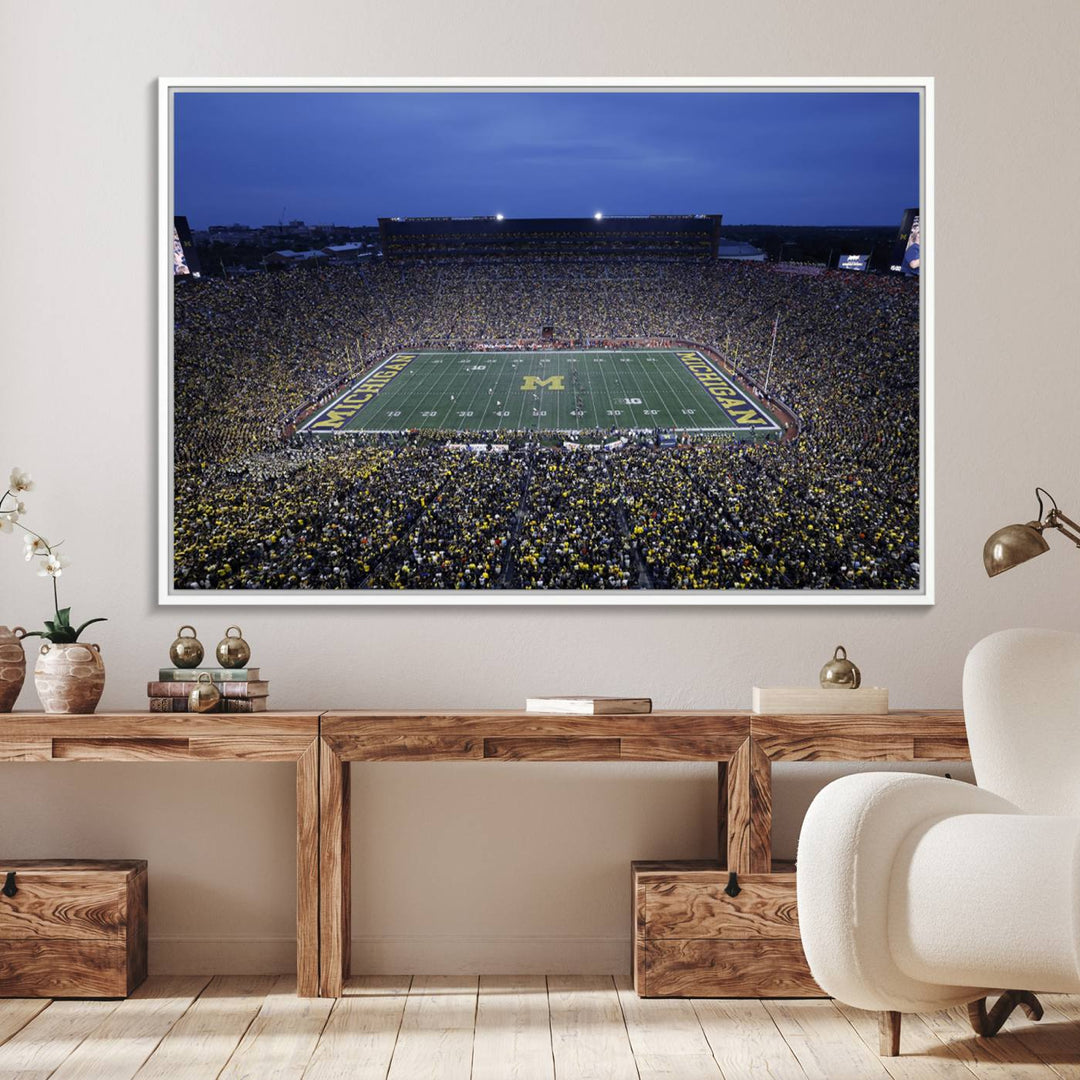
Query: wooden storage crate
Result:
<box><xmin>0</xmin><ymin>859</ymin><xmax>148</xmax><ymax>998</ymax></box>
<box><xmin>632</xmin><ymin>860</ymin><xmax>822</xmax><ymax>998</ymax></box>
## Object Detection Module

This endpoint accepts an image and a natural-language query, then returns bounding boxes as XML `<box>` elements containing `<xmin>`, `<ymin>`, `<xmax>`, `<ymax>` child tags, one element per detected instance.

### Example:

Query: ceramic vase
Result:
<box><xmin>34</xmin><ymin>642</ymin><xmax>106</xmax><ymax>714</ymax></box>
<box><xmin>0</xmin><ymin>626</ymin><xmax>27</xmax><ymax>713</ymax></box>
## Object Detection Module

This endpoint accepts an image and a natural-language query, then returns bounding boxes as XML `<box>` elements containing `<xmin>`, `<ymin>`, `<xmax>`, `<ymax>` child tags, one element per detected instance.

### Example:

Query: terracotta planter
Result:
<box><xmin>0</xmin><ymin>626</ymin><xmax>27</xmax><ymax>713</ymax></box>
<box><xmin>34</xmin><ymin>642</ymin><xmax>106</xmax><ymax>715</ymax></box>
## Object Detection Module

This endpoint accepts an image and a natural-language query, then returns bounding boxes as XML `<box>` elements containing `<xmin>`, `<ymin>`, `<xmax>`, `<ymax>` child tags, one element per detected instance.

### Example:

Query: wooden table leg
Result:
<box><xmin>750</xmin><ymin>741</ymin><xmax>773</xmax><ymax>873</ymax></box>
<box><xmin>296</xmin><ymin>738</ymin><xmax>320</xmax><ymax>997</ymax></box>
<box><xmin>726</xmin><ymin>738</ymin><xmax>772</xmax><ymax>874</ymax></box>
<box><xmin>319</xmin><ymin>738</ymin><xmax>351</xmax><ymax>997</ymax></box>
<box><xmin>717</xmin><ymin>760</ymin><xmax>728</xmax><ymax>869</ymax></box>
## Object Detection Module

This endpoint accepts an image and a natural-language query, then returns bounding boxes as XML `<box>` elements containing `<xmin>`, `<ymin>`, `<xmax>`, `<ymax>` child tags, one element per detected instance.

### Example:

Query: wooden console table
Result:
<box><xmin>737</xmin><ymin>709</ymin><xmax>970</xmax><ymax>874</ymax></box>
<box><xmin>318</xmin><ymin>709</ymin><xmax>969</xmax><ymax>998</ymax></box>
<box><xmin>318</xmin><ymin>710</ymin><xmax>750</xmax><ymax>996</ymax></box>
<box><xmin>0</xmin><ymin>712</ymin><xmax>322</xmax><ymax>997</ymax></box>
<box><xmin>2</xmin><ymin>708</ymin><xmax>971</xmax><ymax>999</ymax></box>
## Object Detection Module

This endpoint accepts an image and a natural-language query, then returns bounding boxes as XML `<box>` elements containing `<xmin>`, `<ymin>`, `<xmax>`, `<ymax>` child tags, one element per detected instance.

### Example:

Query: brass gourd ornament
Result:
<box><xmin>820</xmin><ymin>645</ymin><xmax>861</xmax><ymax>689</ymax></box>
<box><xmin>188</xmin><ymin>672</ymin><xmax>221</xmax><ymax>713</ymax></box>
<box><xmin>216</xmin><ymin>626</ymin><xmax>251</xmax><ymax>669</ymax></box>
<box><xmin>169</xmin><ymin>625</ymin><xmax>204</xmax><ymax>669</ymax></box>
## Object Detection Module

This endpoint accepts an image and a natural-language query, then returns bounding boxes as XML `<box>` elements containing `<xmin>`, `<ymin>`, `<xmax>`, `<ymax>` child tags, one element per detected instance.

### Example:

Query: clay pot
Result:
<box><xmin>0</xmin><ymin>626</ymin><xmax>27</xmax><ymax>713</ymax></box>
<box><xmin>34</xmin><ymin>642</ymin><xmax>106</xmax><ymax>714</ymax></box>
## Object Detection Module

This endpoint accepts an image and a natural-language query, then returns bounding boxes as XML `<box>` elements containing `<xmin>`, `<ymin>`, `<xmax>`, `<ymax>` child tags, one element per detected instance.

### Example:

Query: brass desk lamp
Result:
<box><xmin>984</xmin><ymin>488</ymin><xmax>1080</xmax><ymax>577</ymax></box>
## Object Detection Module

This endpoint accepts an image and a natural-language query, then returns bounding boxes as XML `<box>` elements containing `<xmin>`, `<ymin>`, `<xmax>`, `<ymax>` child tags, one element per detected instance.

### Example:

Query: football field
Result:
<box><xmin>302</xmin><ymin>348</ymin><xmax>782</xmax><ymax>436</ymax></box>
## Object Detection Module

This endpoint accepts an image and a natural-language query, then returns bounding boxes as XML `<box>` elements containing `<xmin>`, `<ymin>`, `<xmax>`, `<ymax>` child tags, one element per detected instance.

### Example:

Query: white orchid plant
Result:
<box><xmin>1</xmin><ymin>468</ymin><xmax>106</xmax><ymax>644</ymax></box>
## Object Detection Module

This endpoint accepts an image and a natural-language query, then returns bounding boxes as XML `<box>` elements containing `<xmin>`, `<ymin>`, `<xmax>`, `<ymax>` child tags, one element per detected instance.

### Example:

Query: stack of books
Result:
<box><xmin>524</xmin><ymin>696</ymin><xmax>651</xmax><ymax>715</ymax></box>
<box><xmin>147</xmin><ymin>668</ymin><xmax>269</xmax><ymax>713</ymax></box>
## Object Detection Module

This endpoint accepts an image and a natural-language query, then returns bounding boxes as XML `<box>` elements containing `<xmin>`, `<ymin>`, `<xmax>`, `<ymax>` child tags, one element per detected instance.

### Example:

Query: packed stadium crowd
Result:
<box><xmin>173</xmin><ymin>256</ymin><xmax>919</xmax><ymax>591</ymax></box>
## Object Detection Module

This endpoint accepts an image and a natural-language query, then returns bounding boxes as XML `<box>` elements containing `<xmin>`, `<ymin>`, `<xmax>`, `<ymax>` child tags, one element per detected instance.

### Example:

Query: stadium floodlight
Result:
<box><xmin>594</xmin><ymin>211</ymin><xmax>603</xmax><ymax>220</ymax></box>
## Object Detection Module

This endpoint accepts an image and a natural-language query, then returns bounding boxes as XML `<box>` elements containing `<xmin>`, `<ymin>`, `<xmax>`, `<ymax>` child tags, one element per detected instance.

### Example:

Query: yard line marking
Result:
<box><xmin>460</xmin><ymin>354</ymin><xmax>489</xmax><ymax>431</ymax></box>
<box><xmin>639</xmin><ymin>355</ymin><xmax>674</xmax><ymax>430</ymax></box>
<box><xmin>657</xmin><ymin>353</ymin><xmax>692</xmax><ymax>431</ymax></box>
<box><xmin>405</xmin><ymin>351</ymin><xmax>445</xmax><ymax>429</ymax></box>
<box><xmin>515</xmin><ymin>357</ymin><xmax>530</xmax><ymax>430</ymax></box>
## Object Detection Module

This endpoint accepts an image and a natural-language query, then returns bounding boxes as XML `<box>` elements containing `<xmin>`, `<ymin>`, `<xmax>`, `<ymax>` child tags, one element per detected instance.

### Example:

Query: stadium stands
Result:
<box><xmin>173</xmin><ymin>249</ymin><xmax>920</xmax><ymax>592</ymax></box>
<box><xmin>379</xmin><ymin>215</ymin><xmax>723</xmax><ymax>260</ymax></box>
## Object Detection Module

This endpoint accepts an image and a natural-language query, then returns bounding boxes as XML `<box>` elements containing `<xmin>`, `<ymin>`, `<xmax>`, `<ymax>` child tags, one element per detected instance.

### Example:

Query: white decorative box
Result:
<box><xmin>752</xmin><ymin>686</ymin><xmax>889</xmax><ymax>715</ymax></box>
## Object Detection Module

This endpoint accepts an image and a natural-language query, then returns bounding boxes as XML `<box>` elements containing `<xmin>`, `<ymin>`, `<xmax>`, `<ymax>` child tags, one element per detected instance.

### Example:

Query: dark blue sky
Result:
<box><xmin>175</xmin><ymin>90</ymin><xmax>919</xmax><ymax>228</ymax></box>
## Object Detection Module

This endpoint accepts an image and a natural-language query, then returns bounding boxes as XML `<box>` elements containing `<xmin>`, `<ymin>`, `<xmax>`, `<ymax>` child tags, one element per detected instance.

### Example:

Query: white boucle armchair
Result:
<box><xmin>797</xmin><ymin>628</ymin><xmax>1080</xmax><ymax>1056</ymax></box>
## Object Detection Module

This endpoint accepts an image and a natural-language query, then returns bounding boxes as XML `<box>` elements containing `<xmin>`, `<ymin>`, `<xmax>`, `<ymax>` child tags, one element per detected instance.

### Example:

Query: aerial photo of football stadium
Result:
<box><xmin>167</xmin><ymin>86</ymin><xmax>925</xmax><ymax>598</ymax></box>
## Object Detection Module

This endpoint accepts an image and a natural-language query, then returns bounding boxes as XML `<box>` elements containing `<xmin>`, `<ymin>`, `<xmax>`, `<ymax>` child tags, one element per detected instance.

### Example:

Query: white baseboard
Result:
<box><xmin>149</xmin><ymin>935</ymin><xmax>630</xmax><ymax>975</ymax></box>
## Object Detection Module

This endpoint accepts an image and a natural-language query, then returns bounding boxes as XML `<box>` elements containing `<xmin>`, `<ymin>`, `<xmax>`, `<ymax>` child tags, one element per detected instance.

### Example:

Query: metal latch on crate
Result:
<box><xmin>724</xmin><ymin>871</ymin><xmax>741</xmax><ymax>898</ymax></box>
<box><xmin>2</xmin><ymin>871</ymin><xmax>16</xmax><ymax>898</ymax></box>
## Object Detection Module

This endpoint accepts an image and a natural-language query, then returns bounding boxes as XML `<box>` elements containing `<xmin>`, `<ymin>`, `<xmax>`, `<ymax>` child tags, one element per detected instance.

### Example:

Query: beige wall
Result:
<box><xmin>2</xmin><ymin>0</ymin><xmax>1078</xmax><ymax>973</ymax></box>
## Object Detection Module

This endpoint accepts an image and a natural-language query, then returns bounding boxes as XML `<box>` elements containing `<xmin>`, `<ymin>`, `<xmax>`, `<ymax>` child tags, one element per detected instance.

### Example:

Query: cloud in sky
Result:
<box><xmin>175</xmin><ymin>89</ymin><xmax>919</xmax><ymax>228</ymax></box>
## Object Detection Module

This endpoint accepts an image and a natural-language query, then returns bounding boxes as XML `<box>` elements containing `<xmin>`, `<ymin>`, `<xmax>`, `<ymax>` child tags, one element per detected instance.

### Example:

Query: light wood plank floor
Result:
<box><xmin>1</xmin><ymin>975</ymin><xmax>1079</xmax><ymax>1080</ymax></box>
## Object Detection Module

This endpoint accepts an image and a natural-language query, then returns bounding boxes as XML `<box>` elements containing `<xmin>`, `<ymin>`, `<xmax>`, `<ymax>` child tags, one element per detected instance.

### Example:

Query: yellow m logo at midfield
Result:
<box><xmin>521</xmin><ymin>375</ymin><xmax>565</xmax><ymax>391</ymax></box>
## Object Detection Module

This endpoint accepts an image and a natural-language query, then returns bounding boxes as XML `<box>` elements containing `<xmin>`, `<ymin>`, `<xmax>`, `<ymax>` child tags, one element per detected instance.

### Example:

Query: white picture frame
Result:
<box><xmin>158</xmin><ymin>76</ymin><xmax>933</xmax><ymax>606</ymax></box>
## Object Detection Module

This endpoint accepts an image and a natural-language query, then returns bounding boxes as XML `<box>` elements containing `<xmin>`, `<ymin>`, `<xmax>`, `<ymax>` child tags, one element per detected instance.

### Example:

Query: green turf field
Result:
<box><xmin>302</xmin><ymin>348</ymin><xmax>781</xmax><ymax>437</ymax></box>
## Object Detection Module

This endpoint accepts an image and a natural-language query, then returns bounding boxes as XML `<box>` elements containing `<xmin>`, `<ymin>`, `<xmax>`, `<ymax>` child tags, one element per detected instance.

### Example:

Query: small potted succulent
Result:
<box><xmin>1</xmin><ymin>468</ymin><xmax>108</xmax><ymax>714</ymax></box>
